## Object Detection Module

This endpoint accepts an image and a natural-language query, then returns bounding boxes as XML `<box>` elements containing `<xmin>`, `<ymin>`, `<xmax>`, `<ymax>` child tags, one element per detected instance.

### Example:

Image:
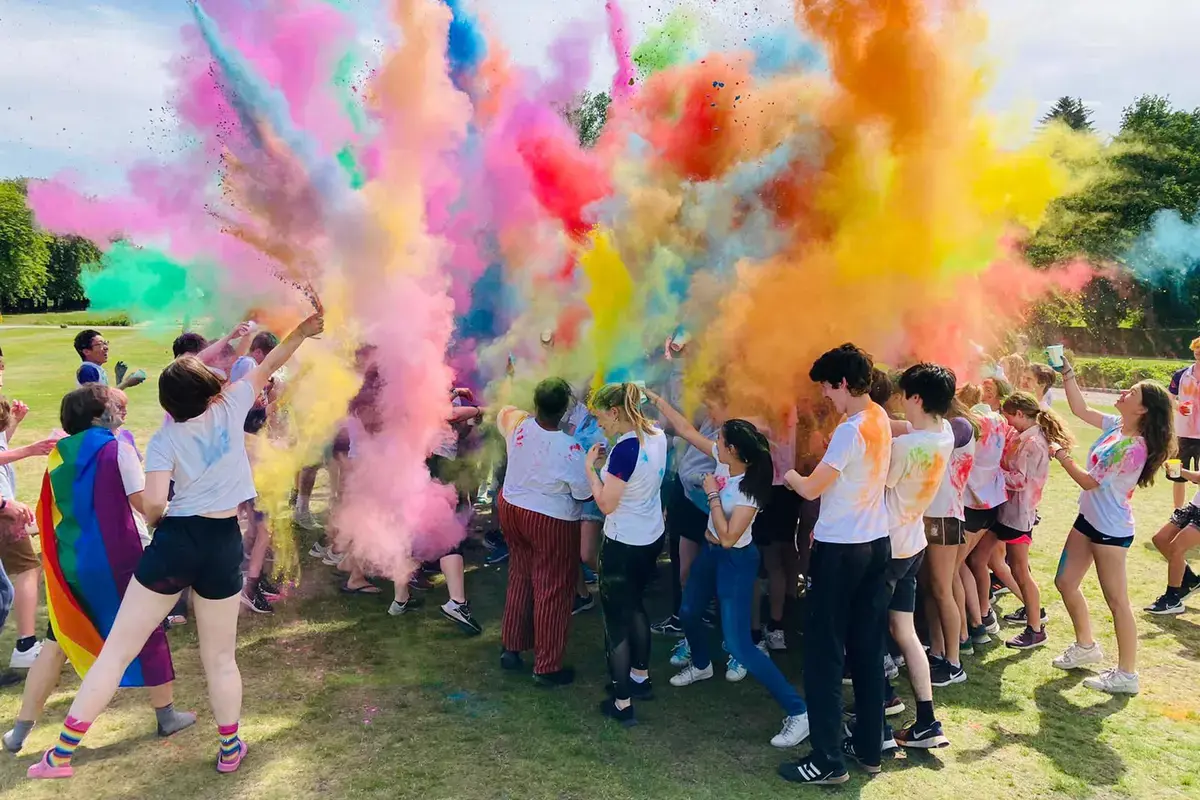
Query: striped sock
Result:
<box><xmin>47</xmin><ymin>716</ymin><xmax>90</xmax><ymax>768</ymax></box>
<box><xmin>218</xmin><ymin>723</ymin><xmax>242</xmax><ymax>765</ymax></box>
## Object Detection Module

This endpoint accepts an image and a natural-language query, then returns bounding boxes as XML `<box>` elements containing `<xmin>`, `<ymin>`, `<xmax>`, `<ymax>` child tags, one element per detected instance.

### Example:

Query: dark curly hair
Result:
<box><xmin>809</xmin><ymin>343</ymin><xmax>874</xmax><ymax>396</ymax></box>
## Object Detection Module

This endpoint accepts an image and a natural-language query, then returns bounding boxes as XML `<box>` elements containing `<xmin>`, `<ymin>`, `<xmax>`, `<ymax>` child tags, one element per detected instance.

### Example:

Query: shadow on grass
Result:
<box><xmin>956</xmin><ymin>673</ymin><xmax>1130</xmax><ymax>788</ymax></box>
<box><xmin>1144</xmin><ymin>613</ymin><xmax>1200</xmax><ymax>660</ymax></box>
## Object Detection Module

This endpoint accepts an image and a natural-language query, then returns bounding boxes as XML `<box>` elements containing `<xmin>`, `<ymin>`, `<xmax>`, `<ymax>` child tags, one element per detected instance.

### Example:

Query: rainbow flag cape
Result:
<box><xmin>37</xmin><ymin>427</ymin><xmax>173</xmax><ymax>687</ymax></box>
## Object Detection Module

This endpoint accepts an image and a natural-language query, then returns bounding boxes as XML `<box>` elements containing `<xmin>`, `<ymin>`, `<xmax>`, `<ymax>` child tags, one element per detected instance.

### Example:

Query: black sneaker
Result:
<box><xmin>533</xmin><ymin>667</ymin><xmax>576</xmax><ymax>687</ymax></box>
<box><xmin>778</xmin><ymin>758</ymin><xmax>849</xmax><ymax>785</ymax></box>
<box><xmin>651</xmin><ymin>614</ymin><xmax>684</xmax><ymax>637</ymax></box>
<box><xmin>841</xmin><ymin>737</ymin><xmax>881</xmax><ymax>774</ymax></box>
<box><xmin>1144</xmin><ymin>594</ymin><xmax>1185</xmax><ymax>616</ymax></box>
<box><xmin>930</xmin><ymin>659</ymin><xmax>967</xmax><ymax>687</ymax></box>
<box><xmin>483</xmin><ymin>530</ymin><xmax>505</xmax><ymax>551</ymax></box>
<box><xmin>500</xmin><ymin>650</ymin><xmax>524</xmax><ymax>670</ymax></box>
<box><xmin>441</xmin><ymin>600</ymin><xmax>483</xmax><ymax>635</ymax></box>
<box><xmin>572</xmin><ymin>594</ymin><xmax>596</xmax><ymax>615</ymax></box>
<box><xmin>1182</xmin><ymin>567</ymin><xmax>1200</xmax><ymax>599</ymax></box>
<box><xmin>607</xmin><ymin>679</ymin><xmax>655</xmax><ymax>701</ymax></box>
<box><xmin>1003</xmin><ymin>607</ymin><xmax>1048</xmax><ymax>625</ymax></box>
<box><xmin>240</xmin><ymin>586</ymin><xmax>274</xmax><ymax>615</ymax></box>
<box><xmin>258</xmin><ymin>575</ymin><xmax>282</xmax><ymax>599</ymax></box>
<box><xmin>842</xmin><ymin>716</ymin><xmax>896</xmax><ymax>752</ymax></box>
<box><xmin>598</xmin><ymin>698</ymin><xmax>637</xmax><ymax>727</ymax></box>
<box><xmin>895</xmin><ymin>720</ymin><xmax>950</xmax><ymax>749</ymax></box>
<box><xmin>981</xmin><ymin>609</ymin><xmax>1001</xmax><ymax>634</ymax></box>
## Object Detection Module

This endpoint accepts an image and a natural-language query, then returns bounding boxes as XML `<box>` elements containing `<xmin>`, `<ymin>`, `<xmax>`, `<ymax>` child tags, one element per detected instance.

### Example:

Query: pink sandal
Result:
<box><xmin>217</xmin><ymin>740</ymin><xmax>248</xmax><ymax>774</ymax></box>
<box><xmin>27</xmin><ymin>750</ymin><xmax>73</xmax><ymax>780</ymax></box>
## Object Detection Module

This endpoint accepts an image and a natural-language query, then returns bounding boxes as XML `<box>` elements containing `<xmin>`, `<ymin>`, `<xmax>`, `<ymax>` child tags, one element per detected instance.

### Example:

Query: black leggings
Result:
<box><xmin>599</xmin><ymin>535</ymin><xmax>662</xmax><ymax>701</ymax></box>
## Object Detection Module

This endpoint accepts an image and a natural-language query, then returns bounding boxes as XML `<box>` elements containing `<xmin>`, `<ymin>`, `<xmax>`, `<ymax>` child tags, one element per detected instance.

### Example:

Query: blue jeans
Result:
<box><xmin>0</xmin><ymin>557</ymin><xmax>13</xmax><ymax>631</ymax></box>
<box><xmin>679</xmin><ymin>542</ymin><xmax>806</xmax><ymax>717</ymax></box>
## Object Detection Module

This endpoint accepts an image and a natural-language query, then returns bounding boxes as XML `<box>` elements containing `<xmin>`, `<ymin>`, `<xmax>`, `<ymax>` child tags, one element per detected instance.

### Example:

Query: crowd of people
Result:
<box><xmin>0</xmin><ymin>324</ymin><xmax>1193</xmax><ymax>786</ymax></box>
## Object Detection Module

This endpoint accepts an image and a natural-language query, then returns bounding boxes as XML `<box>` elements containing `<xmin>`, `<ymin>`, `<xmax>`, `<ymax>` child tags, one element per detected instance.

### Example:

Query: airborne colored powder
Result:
<box><xmin>27</xmin><ymin>0</ymin><xmax>1108</xmax><ymax>581</ymax></box>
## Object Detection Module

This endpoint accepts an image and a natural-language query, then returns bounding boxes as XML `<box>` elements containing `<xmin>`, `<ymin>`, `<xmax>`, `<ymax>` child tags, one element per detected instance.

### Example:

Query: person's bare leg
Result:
<box><xmin>3</xmin><ymin>642</ymin><xmax>67</xmax><ymax>752</ymax></box>
<box><xmin>1007</xmin><ymin>543</ymin><xmax>1039</xmax><ymax>626</ymax></box>
<box><xmin>1092</xmin><ymin>545</ymin><xmax>1137</xmax><ymax>673</ymax></box>
<box><xmin>442</xmin><ymin>553</ymin><xmax>467</xmax><ymax>604</ymax></box>
<box><xmin>926</xmin><ymin>545</ymin><xmax>961</xmax><ymax>665</ymax></box>
<box><xmin>1055</xmin><ymin>530</ymin><xmax>1096</xmax><ymax>646</ymax></box>
<box><xmin>890</xmin><ymin>610</ymin><xmax>932</xmax><ymax>702</ymax></box>
<box><xmin>1166</xmin><ymin>526</ymin><xmax>1200</xmax><ymax>587</ymax></box>
<box><xmin>989</xmin><ymin>544</ymin><xmax>1024</xmax><ymax>604</ymax></box>
<box><xmin>244</xmin><ymin>513</ymin><xmax>272</xmax><ymax>593</ymax></box>
<box><xmin>11</xmin><ymin>568</ymin><xmax>39</xmax><ymax>643</ymax></box>
<box><xmin>343</xmin><ymin>557</ymin><xmax>375</xmax><ymax>591</ymax></box>
<box><xmin>193</xmin><ymin>592</ymin><xmax>246</xmax><ymax>769</ymax></box>
<box><xmin>968</xmin><ymin>532</ymin><xmax>998</xmax><ymax>619</ymax></box>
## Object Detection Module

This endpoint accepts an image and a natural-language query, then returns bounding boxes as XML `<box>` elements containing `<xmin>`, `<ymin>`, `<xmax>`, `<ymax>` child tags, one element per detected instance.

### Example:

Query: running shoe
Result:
<box><xmin>533</xmin><ymin>668</ymin><xmax>576</xmax><ymax>687</ymax></box>
<box><xmin>1052</xmin><ymin>641</ymin><xmax>1103</xmax><ymax>670</ymax></box>
<box><xmin>484</xmin><ymin>544</ymin><xmax>510</xmax><ymax>566</ymax></box>
<box><xmin>1003</xmin><ymin>607</ymin><xmax>1048</xmax><ymax>626</ymax></box>
<box><xmin>778</xmin><ymin>758</ymin><xmax>848</xmax><ymax>785</ymax></box>
<box><xmin>884</xmin><ymin>654</ymin><xmax>899</xmax><ymax>681</ymax></box>
<box><xmin>440</xmin><ymin>600</ymin><xmax>483</xmax><ymax>635</ymax></box>
<box><xmin>895</xmin><ymin>720</ymin><xmax>950</xmax><ymax>749</ymax></box>
<box><xmin>8</xmin><ymin>642</ymin><xmax>41</xmax><ymax>670</ymax></box>
<box><xmin>1182</xmin><ymin>567</ymin><xmax>1200</xmax><ymax>600</ymax></box>
<box><xmin>669</xmin><ymin>638</ymin><xmax>692</xmax><ymax>667</ymax></box>
<box><xmin>258</xmin><ymin>575</ymin><xmax>282</xmax><ymax>600</ymax></box>
<box><xmin>670</xmin><ymin>662</ymin><xmax>714</xmax><ymax>687</ymax></box>
<box><xmin>581</xmin><ymin>563</ymin><xmax>598</xmax><ymax>585</ymax></box>
<box><xmin>293</xmin><ymin>510</ymin><xmax>319</xmax><ymax>530</ymax></box>
<box><xmin>884</xmin><ymin>696</ymin><xmax>906</xmax><ymax>717</ymax></box>
<box><xmin>1083</xmin><ymin>667</ymin><xmax>1139</xmax><ymax>695</ymax></box>
<box><xmin>725</xmin><ymin>655</ymin><xmax>748</xmax><ymax>683</ymax></box>
<box><xmin>990</xmin><ymin>575</ymin><xmax>1009</xmax><ymax>598</ymax></box>
<box><xmin>500</xmin><ymin>649</ymin><xmax>523</xmax><ymax>670</ymax></box>
<box><xmin>1144</xmin><ymin>594</ymin><xmax>1185</xmax><ymax>615</ymax></box>
<box><xmin>981</xmin><ymin>609</ymin><xmax>1001</xmax><ymax>635</ymax></box>
<box><xmin>1005</xmin><ymin>626</ymin><xmax>1047</xmax><ymax>650</ymax></box>
<box><xmin>307</xmin><ymin>542</ymin><xmax>329</xmax><ymax>559</ymax></box>
<box><xmin>652</xmin><ymin>614</ymin><xmax>685</xmax><ymax>637</ymax></box>
<box><xmin>322</xmin><ymin>551</ymin><xmax>346</xmax><ymax>567</ymax></box>
<box><xmin>960</xmin><ymin>637</ymin><xmax>976</xmax><ymax>656</ymax></box>
<box><xmin>388</xmin><ymin>596</ymin><xmax>424</xmax><ymax>616</ymax></box>
<box><xmin>572</xmin><ymin>593</ymin><xmax>595</xmax><ymax>615</ymax></box>
<box><xmin>482</xmin><ymin>530</ymin><xmax>505</xmax><ymax>551</ymax></box>
<box><xmin>770</xmin><ymin>713</ymin><xmax>811</xmax><ymax>748</ymax></box>
<box><xmin>930</xmin><ymin>659</ymin><xmax>967</xmax><ymax>687</ymax></box>
<box><xmin>409</xmin><ymin>572</ymin><xmax>435</xmax><ymax>592</ymax></box>
<box><xmin>598</xmin><ymin>698</ymin><xmax>637</xmax><ymax>728</ymax></box>
<box><xmin>763</xmin><ymin>628</ymin><xmax>787</xmax><ymax>651</ymax></box>
<box><xmin>606</xmin><ymin>678</ymin><xmax>655</xmax><ymax>700</ymax></box>
<box><xmin>240</xmin><ymin>586</ymin><xmax>274</xmax><ymax>615</ymax></box>
<box><xmin>840</xmin><ymin>738</ymin><xmax>881</xmax><ymax>774</ymax></box>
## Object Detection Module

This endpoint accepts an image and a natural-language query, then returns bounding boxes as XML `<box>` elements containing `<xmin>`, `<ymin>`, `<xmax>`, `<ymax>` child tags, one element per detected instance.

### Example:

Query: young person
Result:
<box><xmin>496</xmin><ymin>378</ymin><xmax>592</xmax><ymax>684</ymax></box>
<box><xmin>1049</xmin><ymin>360</ymin><xmax>1171</xmax><ymax>694</ymax></box>
<box><xmin>778</xmin><ymin>344</ymin><xmax>892</xmax><ymax>786</ymax></box>
<box><xmin>73</xmin><ymin>330</ymin><xmax>145</xmax><ymax>390</ymax></box>
<box><xmin>4</xmin><ymin>386</ymin><xmax>196</xmax><ymax>754</ymax></box>
<box><xmin>754</xmin><ymin>405</ymin><xmax>801</xmax><ymax>653</ymax></box>
<box><xmin>649</xmin><ymin>391</ymin><xmax>809</xmax><ymax>747</ymax></box>
<box><xmin>1168</xmin><ymin>339</ymin><xmax>1200</xmax><ymax>510</ymax></box>
<box><xmin>27</xmin><ymin>313</ymin><xmax>323</xmax><ymax>780</ymax></box>
<box><xmin>564</xmin><ymin>388</ymin><xmax>605</xmax><ymax>615</ymax></box>
<box><xmin>962</xmin><ymin>383</ymin><xmax>1012</xmax><ymax>644</ymax></box>
<box><xmin>994</xmin><ymin>392</ymin><xmax>1073</xmax><ymax>650</ymax></box>
<box><xmin>1021</xmin><ymin>364</ymin><xmax>1057</xmax><ymax>411</ymax></box>
<box><xmin>1147</xmin><ymin>477</ymin><xmax>1200</xmax><ymax>615</ymax></box>
<box><xmin>587</xmin><ymin>383</ymin><xmax>668</xmax><ymax>728</ymax></box>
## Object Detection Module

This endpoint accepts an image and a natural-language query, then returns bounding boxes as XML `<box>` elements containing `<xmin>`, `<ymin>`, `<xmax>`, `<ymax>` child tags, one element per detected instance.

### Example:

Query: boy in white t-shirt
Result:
<box><xmin>780</xmin><ymin>344</ymin><xmax>892</xmax><ymax>786</ymax></box>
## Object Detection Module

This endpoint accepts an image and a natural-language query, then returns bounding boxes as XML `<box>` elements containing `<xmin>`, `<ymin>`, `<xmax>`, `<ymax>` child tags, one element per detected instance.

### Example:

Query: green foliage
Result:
<box><xmin>46</xmin><ymin>235</ymin><xmax>102</xmax><ymax>308</ymax></box>
<box><xmin>1040</xmin><ymin>96</ymin><xmax>1094</xmax><ymax>132</ymax></box>
<box><xmin>0</xmin><ymin>179</ymin><xmax>50</xmax><ymax>307</ymax></box>
<box><xmin>1073</xmin><ymin>355</ymin><xmax>1185</xmax><ymax>389</ymax></box>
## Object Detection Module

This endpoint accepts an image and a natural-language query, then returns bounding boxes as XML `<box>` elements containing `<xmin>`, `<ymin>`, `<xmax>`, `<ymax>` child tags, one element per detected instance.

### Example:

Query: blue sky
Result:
<box><xmin>4</xmin><ymin>0</ymin><xmax>1200</xmax><ymax>190</ymax></box>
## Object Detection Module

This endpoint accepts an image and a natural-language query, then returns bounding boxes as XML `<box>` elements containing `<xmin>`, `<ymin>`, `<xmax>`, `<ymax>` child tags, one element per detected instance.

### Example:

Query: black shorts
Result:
<box><xmin>1170</xmin><ymin>503</ymin><xmax>1200</xmax><ymax>530</ymax></box>
<box><xmin>1179</xmin><ymin>437</ymin><xmax>1200</xmax><ymax>471</ymax></box>
<box><xmin>135</xmin><ymin>516</ymin><xmax>244</xmax><ymax>600</ymax></box>
<box><xmin>924</xmin><ymin>517</ymin><xmax>965</xmax><ymax>546</ymax></box>
<box><xmin>992</xmin><ymin>522</ymin><xmax>1032</xmax><ymax>544</ymax></box>
<box><xmin>666</xmin><ymin>477</ymin><xmax>709</xmax><ymax>544</ymax></box>
<box><xmin>244</xmin><ymin>406</ymin><xmax>268</xmax><ymax>434</ymax></box>
<box><xmin>885</xmin><ymin>551</ymin><xmax>925</xmax><ymax>613</ymax></box>
<box><xmin>46</xmin><ymin>622</ymin><xmax>56</xmax><ymax>642</ymax></box>
<box><xmin>1073</xmin><ymin>514</ymin><xmax>1133</xmax><ymax>549</ymax></box>
<box><xmin>964</xmin><ymin>503</ymin><xmax>1005</xmax><ymax>534</ymax></box>
<box><xmin>753</xmin><ymin>485</ymin><xmax>801</xmax><ymax>546</ymax></box>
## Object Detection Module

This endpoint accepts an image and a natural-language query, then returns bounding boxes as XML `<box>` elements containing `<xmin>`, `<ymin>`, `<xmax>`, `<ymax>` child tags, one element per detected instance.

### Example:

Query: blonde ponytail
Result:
<box><xmin>590</xmin><ymin>382</ymin><xmax>656</xmax><ymax>441</ymax></box>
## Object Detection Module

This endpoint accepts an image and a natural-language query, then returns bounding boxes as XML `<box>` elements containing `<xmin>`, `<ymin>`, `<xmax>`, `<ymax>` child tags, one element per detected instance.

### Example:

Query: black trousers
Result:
<box><xmin>803</xmin><ymin>536</ymin><xmax>892</xmax><ymax>771</ymax></box>
<box><xmin>599</xmin><ymin>535</ymin><xmax>662</xmax><ymax>701</ymax></box>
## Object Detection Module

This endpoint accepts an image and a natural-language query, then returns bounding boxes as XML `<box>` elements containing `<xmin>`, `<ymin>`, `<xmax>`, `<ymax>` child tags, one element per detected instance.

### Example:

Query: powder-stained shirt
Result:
<box><xmin>705</xmin><ymin>443</ymin><xmax>760</xmax><ymax>549</ymax></box>
<box><xmin>997</xmin><ymin>425</ymin><xmax>1050</xmax><ymax>533</ymax></box>
<box><xmin>602</xmin><ymin>428</ymin><xmax>668</xmax><ymax>546</ymax></box>
<box><xmin>814</xmin><ymin>403</ymin><xmax>891</xmax><ymax>545</ymax></box>
<box><xmin>1170</xmin><ymin>365</ymin><xmax>1200</xmax><ymax>439</ymax></box>
<box><xmin>885</xmin><ymin>421</ymin><xmax>954</xmax><ymax>558</ymax></box>
<box><xmin>76</xmin><ymin>363</ymin><xmax>108</xmax><ymax>386</ymax></box>
<box><xmin>965</xmin><ymin>406</ymin><xmax>1011</xmax><ymax>510</ymax></box>
<box><xmin>923</xmin><ymin>417</ymin><xmax>975</xmax><ymax>521</ymax></box>
<box><xmin>497</xmin><ymin>407</ymin><xmax>592</xmax><ymax>521</ymax></box>
<box><xmin>1078</xmin><ymin>414</ymin><xmax>1147</xmax><ymax>539</ymax></box>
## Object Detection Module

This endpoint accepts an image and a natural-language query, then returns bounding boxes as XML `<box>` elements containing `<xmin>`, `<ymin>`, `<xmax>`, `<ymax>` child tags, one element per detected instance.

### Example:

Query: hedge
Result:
<box><xmin>1072</xmin><ymin>356</ymin><xmax>1186</xmax><ymax>391</ymax></box>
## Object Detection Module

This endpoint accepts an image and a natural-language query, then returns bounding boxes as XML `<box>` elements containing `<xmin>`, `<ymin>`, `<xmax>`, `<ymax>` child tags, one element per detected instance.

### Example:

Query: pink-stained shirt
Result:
<box><xmin>997</xmin><ymin>425</ymin><xmax>1050</xmax><ymax>533</ymax></box>
<box><xmin>924</xmin><ymin>417</ymin><xmax>976</xmax><ymax>521</ymax></box>
<box><xmin>1170</xmin><ymin>365</ymin><xmax>1200</xmax><ymax>439</ymax></box>
<box><xmin>965</xmin><ymin>406</ymin><xmax>1012</xmax><ymax>510</ymax></box>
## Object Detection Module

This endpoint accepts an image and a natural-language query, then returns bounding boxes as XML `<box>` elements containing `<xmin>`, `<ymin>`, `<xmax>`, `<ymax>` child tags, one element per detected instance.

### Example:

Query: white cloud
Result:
<box><xmin>0</xmin><ymin>2</ymin><xmax>181</xmax><ymax>187</ymax></box>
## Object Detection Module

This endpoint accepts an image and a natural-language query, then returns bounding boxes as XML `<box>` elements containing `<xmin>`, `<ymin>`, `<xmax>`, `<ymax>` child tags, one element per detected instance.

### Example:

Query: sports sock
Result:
<box><xmin>47</xmin><ymin>716</ymin><xmax>90</xmax><ymax>767</ymax></box>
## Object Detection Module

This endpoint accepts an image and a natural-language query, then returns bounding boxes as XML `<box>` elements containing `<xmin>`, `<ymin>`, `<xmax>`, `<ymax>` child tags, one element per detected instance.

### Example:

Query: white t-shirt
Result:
<box><xmin>965</xmin><ymin>406</ymin><xmax>1010</xmax><ymax>510</ymax></box>
<box><xmin>705</xmin><ymin>443</ymin><xmax>760</xmax><ymax>548</ymax></box>
<box><xmin>116</xmin><ymin>438</ymin><xmax>151</xmax><ymax>546</ymax></box>
<box><xmin>497</xmin><ymin>407</ymin><xmax>592</xmax><ymax>521</ymax></box>
<box><xmin>886</xmin><ymin>421</ymin><xmax>954</xmax><ymax>558</ymax></box>
<box><xmin>145</xmin><ymin>380</ymin><xmax>258</xmax><ymax>517</ymax></box>
<box><xmin>924</xmin><ymin>417</ymin><xmax>976</xmax><ymax>521</ymax></box>
<box><xmin>814</xmin><ymin>403</ymin><xmax>891</xmax><ymax>545</ymax></box>
<box><xmin>601</xmin><ymin>427</ymin><xmax>668</xmax><ymax>546</ymax></box>
<box><xmin>1078</xmin><ymin>414</ymin><xmax>1147</xmax><ymax>539</ymax></box>
<box><xmin>0</xmin><ymin>432</ymin><xmax>16</xmax><ymax>502</ymax></box>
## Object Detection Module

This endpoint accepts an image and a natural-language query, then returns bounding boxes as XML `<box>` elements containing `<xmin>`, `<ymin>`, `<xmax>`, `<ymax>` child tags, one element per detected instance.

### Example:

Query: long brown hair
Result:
<box><xmin>1002</xmin><ymin>391</ymin><xmax>1074</xmax><ymax>449</ymax></box>
<box><xmin>946</xmin><ymin>396</ymin><xmax>981</xmax><ymax>440</ymax></box>
<box><xmin>1134</xmin><ymin>380</ymin><xmax>1174</xmax><ymax>487</ymax></box>
<box><xmin>590</xmin><ymin>382</ymin><xmax>656</xmax><ymax>441</ymax></box>
<box><xmin>160</xmin><ymin>355</ymin><xmax>223</xmax><ymax>422</ymax></box>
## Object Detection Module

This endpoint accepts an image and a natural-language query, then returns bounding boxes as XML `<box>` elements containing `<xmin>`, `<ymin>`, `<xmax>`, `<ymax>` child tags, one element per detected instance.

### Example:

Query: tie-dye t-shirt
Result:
<box><xmin>885</xmin><ymin>420</ymin><xmax>954</xmax><ymax>558</ymax></box>
<box><xmin>1078</xmin><ymin>414</ymin><xmax>1147</xmax><ymax>539</ymax></box>
<box><xmin>965</xmin><ymin>406</ymin><xmax>1011</xmax><ymax>510</ymax></box>
<box><xmin>1169</xmin><ymin>366</ymin><xmax>1200</xmax><ymax>439</ymax></box>
<box><xmin>814</xmin><ymin>403</ymin><xmax>892</xmax><ymax>545</ymax></box>
<box><xmin>924</xmin><ymin>417</ymin><xmax>976</xmax><ymax>521</ymax></box>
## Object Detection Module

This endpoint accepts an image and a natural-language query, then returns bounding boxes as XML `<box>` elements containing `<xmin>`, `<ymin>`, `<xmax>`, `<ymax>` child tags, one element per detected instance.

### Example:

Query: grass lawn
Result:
<box><xmin>0</xmin><ymin>327</ymin><xmax>1198</xmax><ymax>799</ymax></box>
<box><xmin>0</xmin><ymin>311</ymin><xmax>135</xmax><ymax>328</ymax></box>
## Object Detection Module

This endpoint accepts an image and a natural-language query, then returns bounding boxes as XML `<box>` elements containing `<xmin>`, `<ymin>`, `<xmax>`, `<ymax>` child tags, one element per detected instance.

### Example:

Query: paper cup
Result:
<box><xmin>1167</xmin><ymin>459</ymin><xmax>1183</xmax><ymax>479</ymax></box>
<box><xmin>1046</xmin><ymin>344</ymin><xmax>1065</xmax><ymax>368</ymax></box>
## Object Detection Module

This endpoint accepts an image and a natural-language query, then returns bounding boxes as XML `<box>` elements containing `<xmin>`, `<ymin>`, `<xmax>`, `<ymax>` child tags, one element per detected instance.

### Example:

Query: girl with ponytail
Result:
<box><xmin>646</xmin><ymin>390</ymin><xmax>810</xmax><ymax>751</ymax></box>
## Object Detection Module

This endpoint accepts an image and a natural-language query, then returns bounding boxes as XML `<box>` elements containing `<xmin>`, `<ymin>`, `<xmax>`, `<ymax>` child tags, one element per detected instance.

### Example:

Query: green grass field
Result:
<box><xmin>0</xmin><ymin>322</ymin><xmax>1198</xmax><ymax>799</ymax></box>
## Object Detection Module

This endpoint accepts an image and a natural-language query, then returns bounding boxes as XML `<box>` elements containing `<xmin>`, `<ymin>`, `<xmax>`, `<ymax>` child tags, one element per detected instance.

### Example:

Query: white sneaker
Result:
<box><xmin>1052</xmin><ymin>642</ymin><xmax>1104</xmax><ymax>671</ymax></box>
<box><xmin>764</xmin><ymin>628</ymin><xmax>787</xmax><ymax>651</ymax></box>
<box><xmin>307</xmin><ymin>542</ymin><xmax>328</xmax><ymax>559</ymax></box>
<box><xmin>756</xmin><ymin>639</ymin><xmax>770</xmax><ymax>657</ymax></box>
<box><xmin>322</xmin><ymin>551</ymin><xmax>347</xmax><ymax>567</ymax></box>
<box><xmin>770</xmin><ymin>713</ymin><xmax>811</xmax><ymax>748</ymax></box>
<box><xmin>1083</xmin><ymin>667</ymin><xmax>1139</xmax><ymax>695</ymax></box>
<box><xmin>669</xmin><ymin>638</ymin><xmax>692</xmax><ymax>668</ymax></box>
<box><xmin>9</xmin><ymin>641</ymin><xmax>41</xmax><ymax>669</ymax></box>
<box><xmin>670</xmin><ymin>662</ymin><xmax>714</xmax><ymax>687</ymax></box>
<box><xmin>294</xmin><ymin>511</ymin><xmax>319</xmax><ymax>530</ymax></box>
<box><xmin>725</xmin><ymin>655</ymin><xmax>748</xmax><ymax>682</ymax></box>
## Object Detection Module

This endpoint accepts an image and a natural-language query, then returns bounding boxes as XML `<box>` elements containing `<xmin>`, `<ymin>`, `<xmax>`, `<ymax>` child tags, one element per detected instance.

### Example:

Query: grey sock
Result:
<box><xmin>155</xmin><ymin>704</ymin><xmax>197</xmax><ymax>737</ymax></box>
<box><xmin>3</xmin><ymin>720</ymin><xmax>34</xmax><ymax>753</ymax></box>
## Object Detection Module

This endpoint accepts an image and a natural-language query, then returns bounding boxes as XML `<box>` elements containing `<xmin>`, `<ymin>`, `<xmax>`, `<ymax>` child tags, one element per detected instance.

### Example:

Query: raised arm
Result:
<box><xmin>644</xmin><ymin>389</ymin><xmax>715</xmax><ymax>455</ymax></box>
<box><xmin>246</xmin><ymin>314</ymin><xmax>324</xmax><ymax>396</ymax></box>
<box><xmin>197</xmin><ymin>320</ymin><xmax>253</xmax><ymax>366</ymax></box>
<box><xmin>1059</xmin><ymin>359</ymin><xmax>1107</xmax><ymax>429</ymax></box>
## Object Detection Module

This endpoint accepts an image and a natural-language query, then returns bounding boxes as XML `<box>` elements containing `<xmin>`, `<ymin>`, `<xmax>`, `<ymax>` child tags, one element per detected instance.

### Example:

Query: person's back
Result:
<box><xmin>886</xmin><ymin>420</ymin><xmax>954</xmax><ymax>558</ymax></box>
<box><xmin>499</xmin><ymin>408</ymin><xmax>591</xmax><ymax>519</ymax></box>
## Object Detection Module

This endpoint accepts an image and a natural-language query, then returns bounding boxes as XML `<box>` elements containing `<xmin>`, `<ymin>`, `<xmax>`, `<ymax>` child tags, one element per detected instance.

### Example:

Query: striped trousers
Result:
<box><xmin>499</xmin><ymin>496</ymin><xmax>581</xmax><ymax>674</ymax></box>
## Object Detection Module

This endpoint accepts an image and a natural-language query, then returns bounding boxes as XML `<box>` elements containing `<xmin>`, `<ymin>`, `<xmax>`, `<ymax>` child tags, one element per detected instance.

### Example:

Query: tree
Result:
<box><xmin>46</xmin><ymin>234</ymin><xmax>101</xmax><ymax>309</ymax></box>
<box><xmin>562</xmin><ymin>91</ymin><xmax>611</xmax><ymax>149</ymax></box>
<box><xmin>0</xmin><ymin>179</ymin><xmax>49</xmax><ymax>309</ymax></box>
<box><xmin>1041</xmin><ymin>96</ymin><xmax>1094</xmax><ymax>132</ymax></box>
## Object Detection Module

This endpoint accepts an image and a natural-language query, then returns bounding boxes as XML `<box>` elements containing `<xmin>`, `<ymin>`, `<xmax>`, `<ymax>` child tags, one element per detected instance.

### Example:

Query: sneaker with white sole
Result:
<box><xmin>387</xmin><ymin>596</ymin><xmax>424</xmax><ymax>616</ymax></box>
<box><xmin>764</xmin><ymin>628</ymin><xmax>787</xmax><ymax>651</ymax></box>
<box><xmin>981</xmin><ymin>609</ymin><xmax>1001</xmax><ymax>635</ymax></box>
<box><xmin>293</xmin><ymin>511</ymin><xmax>319</xmax><ymax>530</ymax></box>
<box><xmin>652</xmin><ymin>614</ymin><xmax>685</xmax><ymax>637</ymax></box>
<box><xmin>307</xmin><ymin>542</ymin><xmax>329</xmax><ymax>559</ymax></box>
<box><xmin>1083</xmin><ymin>667</ymin><xmax>1139</xmax><ymax>695</ymax></box>
<box><xmin>9</xmin><ymin>642</ymin><xmax>42</xmax><ymax>670</ymax></box>
<box><xmin>778</xmin><ymin>757</ymin><xmax>847</xmax><ymax>785</ymax></box>
<box><xmin>322</xmin><ymin>551</ymin><xmax>347</xmax><ymax>567</ymax></box>
<box><xmin>669</xmin><ymin>638</ymin><xmax>692</xmax><ymax>668</ymax></box>
<box><xmin>756</xmin><ymin>639</ymin><xmax>770</xmax><ymax>657</ymax></box>
<box><xmin>440</xmin><ymin>600</ymin><xmax>482</xmax><ymax>635</ymax></box>
<box><xmin>1052</xmin><ymin>641</ymin><xmax>1103</xmax><ymax>670</ymax></box>
<box><xmin>771</xmin><ymin>713</ymin><xmax>811</xmax><ymax>748</ymax></box>
<box><xmin>884</xmin><ymin>653</ymin><xmax>899</xmax><ymax>681</ymax></box>
<box><xmin>240</xmin><ymin>587</ymin><xmax>274</xmax><ymax>615</ymax></box>
<box><xmin>1144</xmin><ymin>593</ymin><xmax>1185</xmax><ymax>616</ymax></box>
<box><xmin>725</xmin><ymin>655</ymin><xmax>748</xmax><ymax>682</ymax></box>
<box><xmin>670</xmin><ymin>662</ymin><xmax>714</xmax><ymax>687</ymax></box>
